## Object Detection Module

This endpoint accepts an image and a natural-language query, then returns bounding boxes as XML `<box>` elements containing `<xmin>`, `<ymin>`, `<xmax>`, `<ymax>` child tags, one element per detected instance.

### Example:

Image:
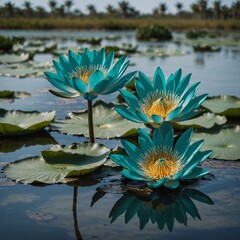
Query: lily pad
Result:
<box><xmin>0</xmin><ymin>90</ymin><xmax>14</xmax><ymax>98</ymax></box>
<box><xmin>0</xmin><ymin>109</ymin><xmax>56</xmax><ymax>136</ymax></box>
<box><xmin>172</xmin><ymin>113</ymin><xmax>227</xmax><ymax>130</ymax></box>
<box><xmin>202</xmin><ymin>96</ymin><xmax>240</xmax><ymax>117</ymax></box>
<box><xmin>0</xmin><ymin>90</ymin><xmax>31</xmax><ymax>99</ymax></box>
<box><xmin>14</xmin><ymin>91</ymin><xmax>31</xmax><ymax>99</ymax></box>
<box><xmin>26</xmin><ymin>210</ymin><xmax>56</xmax><ymax>222</ymax></box>
<box><xmin>41</xmin><ymin>143</ymin><xmax>110</xmax><ymax>167</ymax></box>
<box><xmin>50</xmin><ymin>100</ymin><xmax>144</xmax><ymax>139</ymax></box>
<box><xmin>23</xmin><ymin>43</ymin><xmax>57</xmax><ymax>54</ymax></box>
<box><xmin>0</xmin><ymin>61</ymin><xmax>52</xmax><ymax>78</ymax></box>
<box><xmin>143</xmin><ymin>48</ymin><xmax>188</xmax><ymax>57</ymax></box>
<box><xmin>0</xmin><ymin>66</ymin><xmax>39</xmax><ymax>78</ymax></box>
<box><xmin>3</xmin><ymin>143</ymin><xmax>110</xmax><ymax>184</ymax></box>
<box><xmin>0</xmin><ymin>53</ymin><xmax>32</xmax><ymax>63</ymax></box>
<box><xmin>53</xmin><ymin>47</ymin><xmax>83</xmax><ymax>56</ymax></box>
<box><xmin>192</xmin><ymin>126</ymin><xmax>240</xmax><ymax>160</ymax></box>
<box><xmin>193</xmin><ymin>44</ymin><xmax>221</xmax><ymax>52</ymax></box>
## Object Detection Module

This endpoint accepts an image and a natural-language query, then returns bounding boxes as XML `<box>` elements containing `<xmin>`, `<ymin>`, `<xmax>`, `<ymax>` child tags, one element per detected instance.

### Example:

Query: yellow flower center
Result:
<box><xmin>140</xmin><ymin>92</ymin><xmax>180</xmax><ymax>121</ymax></box>
<box><xmin>98</xmin><ymin>124</ymin><xmax>108</xmax><ymax>129</ymax></box>
<box><xmin>69</xmin><ymin>64</ymin><xmax>108</xmax><ymax>85</ymax></box>
<box><xmin>139</xmin><ymin>149</ymin><xmax>182</xmax><ymax>180</ymax></box>
<box><xmin>78</xmin><ymin>70</ymin><xmax>93</xmax><ymax>84</ymax></box>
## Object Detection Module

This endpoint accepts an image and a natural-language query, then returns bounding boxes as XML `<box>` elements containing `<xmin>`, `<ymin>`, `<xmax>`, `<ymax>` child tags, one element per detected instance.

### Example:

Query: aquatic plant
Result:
<box><xmin>136</xmin><ymin>25</ymin><xmax>172</xmax><ymax>41</ymax></box>
<box><xmin>0</xmin><ymin>109</ymin><xmax>55</xmax><ymax>136</ymax></box>
<box><xmin>44</xmin><ymin>48</ymin><xmax>136</xmax><ymax>142</ymax></box>
<box><xmin>115</xmin><ymin>67</ymin><xmax>207</xmax><ymax>127</ymax></box>
<box><xmin>110</xmin><ymin>122</ymin><xmax>212</xmax><ymax>189</ymax></box>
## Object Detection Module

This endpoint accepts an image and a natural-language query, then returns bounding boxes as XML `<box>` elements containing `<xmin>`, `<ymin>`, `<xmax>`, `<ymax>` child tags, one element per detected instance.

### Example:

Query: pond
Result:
<box><xmin>0</xmin><ymin>30</ymin><xmax>240</xmax><ymax>240</ymax></box>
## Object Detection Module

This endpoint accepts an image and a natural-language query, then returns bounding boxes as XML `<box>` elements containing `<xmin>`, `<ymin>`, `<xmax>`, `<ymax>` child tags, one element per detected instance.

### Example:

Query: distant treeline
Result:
<box><xmin>0</xmin><ymin>0</ymin><xmax>240</xmax><ymax>20</ymax></box>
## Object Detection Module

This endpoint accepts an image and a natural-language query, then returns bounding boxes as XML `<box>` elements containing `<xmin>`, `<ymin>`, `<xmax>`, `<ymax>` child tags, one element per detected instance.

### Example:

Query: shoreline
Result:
<box><xmin>0</xmin><ymin>18</ymin><xmax>240</xmax><ymax>31</ymax></box>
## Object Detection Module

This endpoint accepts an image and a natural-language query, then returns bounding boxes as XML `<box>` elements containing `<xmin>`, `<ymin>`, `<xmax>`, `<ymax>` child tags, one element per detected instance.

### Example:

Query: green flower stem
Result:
<box><xmin>88</xmin><ymin>99</ymin><xmax>95</xmax><ymax>143</ymax></box>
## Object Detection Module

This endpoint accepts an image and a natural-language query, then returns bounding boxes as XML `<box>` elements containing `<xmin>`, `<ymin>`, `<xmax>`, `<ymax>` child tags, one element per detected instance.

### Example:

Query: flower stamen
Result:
<box><xmin>140</xmin><ymin>91</ymin><xmax>180</xmax><ymax>121</ymax></box>
<box><xmin>69</xmin><ymin>64</ymin><xmax>108</xmax><ymax>84</ymax></box>
<box><xmin>138</xmin><ymin>148</ymin><xmax>182</xmax><ymax>180</ymax></box>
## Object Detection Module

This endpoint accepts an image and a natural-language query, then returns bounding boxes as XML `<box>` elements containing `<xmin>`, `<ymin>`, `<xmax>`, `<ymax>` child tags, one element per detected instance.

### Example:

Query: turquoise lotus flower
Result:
<box><xmin>115</xmin><ymin>67</ymin><xmax>207</xmax><ymax>126</ymax></box>
<box><xmin>109</xmin><ymin>122</ymin><xmax>212</xmax><ymax>189</ymax></box>
<box><xmin>44</xmin><ymin>48</ymin><xmax>137</xmax><ymax>100</ymax></box>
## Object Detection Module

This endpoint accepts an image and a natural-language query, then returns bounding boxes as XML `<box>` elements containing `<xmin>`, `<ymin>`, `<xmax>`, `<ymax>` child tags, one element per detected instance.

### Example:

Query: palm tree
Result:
<box><xmin>198</xmin><ymin>0</ymin><xmax>208</xmax><ymax>19</ymax></box>
<box><xmin>159</xmin><ymin>3</ymin><xmax>167</xmax><ymax>15</ymax></box>
<box><xmin>36</xmin><ymin>6</ymin><xmax>47</xmax><ymax>18</ymax></box>
<box><xmin>56</xmin><ymin>5</ymin><xmax>65</xmax><ymax>17</ymax></box>
<box><xmin>118</xmin><ymin>1</ymin><xmax>129</xmax><ymax>17</ymax></box>
<box><xmin>213</xmin><ymin>1</ymin><xmax>221</xmax><ymax>19</ymax></box>
<box><xmin>106</xmin><ymin>4</ymin><xmax>116</xmax><ymax>16</ymax></box>
<box><xmin>64</xmin><ymin>0</ymin><xmax>73</xmax><ymax>15</ymax></box>
<box><xmin>4</xmin><ymin>2</ymin><xmax>15</xmax><ymax>17</ymax></box>
<box><xmin>176</xmin><ymin>2</ymin><xmax>183</xmax><ymax>16</ymax></box>
<box><xmin>128</xmin><ymin>7</ymin><xmax>139</xmax><ymax>18</ymax></box>
<box><xmin>23</xmin><ymin>1</ymin><xmax>33</xmax><ymax>18</ymax></box>
<box><xmin>221</xmin><ymin>5</ymin><xmax>230</xmax><ymax>19</ymax></box>
<box><xmin>87</xmin><ymin>4</ymin><xmax>97</xmax><ymax>16</ymax></box>
<box><xmin>231</xmin><ymin>0</ymin><xmax>240</xmax><ymax>19</ymax></box>
<box><xmin>152</xmin><ymin>7</ymin><xmax>160</xmax><ymax>16</ymax></box>
<box><xmin>191</xmin><ymin>3</ymin><xmax>200</xmax><ymax>18</ymax></box>
<box><xmin>48</xmin><ymin>0</ymin><xmax>57</xmax><ymax>13</ymax></box>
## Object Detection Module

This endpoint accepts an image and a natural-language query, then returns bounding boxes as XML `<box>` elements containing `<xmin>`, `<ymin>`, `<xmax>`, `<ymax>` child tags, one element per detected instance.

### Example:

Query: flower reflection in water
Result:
<box><xmin>93</xmin><ymin>187</ymin><xmax>214</xmax><ymax>232</ymax></box>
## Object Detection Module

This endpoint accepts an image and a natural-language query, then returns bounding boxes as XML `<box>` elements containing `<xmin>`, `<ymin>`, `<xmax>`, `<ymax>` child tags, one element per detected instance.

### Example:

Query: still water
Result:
<box><xmin>0</xmin><ymin>30</ymin><xmax>240</xmax><ymax>240</ymax></box>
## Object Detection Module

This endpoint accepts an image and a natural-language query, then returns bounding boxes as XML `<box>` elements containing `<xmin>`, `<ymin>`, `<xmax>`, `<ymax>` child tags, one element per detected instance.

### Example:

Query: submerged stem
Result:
<box><xmin>73</xmin><ymin>185</ymin><xmax>82</xmax><ymax>240</ymax></box>
<box><xmin>87</xmin><ymin>99</ymin><xmax>95</xmax><ymax>143</ymax></box>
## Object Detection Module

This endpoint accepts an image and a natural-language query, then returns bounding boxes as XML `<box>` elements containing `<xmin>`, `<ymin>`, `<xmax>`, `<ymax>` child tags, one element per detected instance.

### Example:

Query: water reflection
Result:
<box><xmin>72</xmin><ymin>186</ymin><xmax>82</xmax><ymax>240</ymax></box>
<box><xmin>0</xmin><ymin>131</ymin><xmax>57</xmax><ymax>153</ymax></box>
<box><xmin>96</xmin><ymin>187</ymin><xmax>214</xmax><ymax>232</ymax></box>
<box><xmin>195</xmin><ymin>54</ymin><xmax>205</xmax><ymax>66</ymax></box>
<box><xmin>69</xmin><ymin>178</ymin><xmax>99</xmax><ymax>240</ymax></box>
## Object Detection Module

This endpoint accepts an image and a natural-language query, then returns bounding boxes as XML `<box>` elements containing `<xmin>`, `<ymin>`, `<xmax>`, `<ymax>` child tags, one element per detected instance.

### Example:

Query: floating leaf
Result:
<box><xmin>0</xmin><ymin>61</ymin><xmax>52</xmax><ymax>78</ymax></box>
<box><xmin>41</xmin><ymin>143</ymin><xmax>110</xmax><ymax>170</ymax></box>
<box><xmin>26</xmin><ymin>210</ymin><xmax>56</xmax><ymax>222</ymax></box>
<box><xmin>202</xmin><ymin>96</ymin><xmax>240</xmax><ymax>117</ymax></box>
<box><xmin>3</xmin><ymin>143</ymin><xmax>110</xmax><ymax>184</ymax></box>
<box><xmin>193</xmin><ymin>44</ymin><xmax>221</xmax><ymax>52</ymax></box>
<box><xmin>23</xmin><ymin>43</ymin><xmax>57</xmax><ymax>54</ymax></box>
<box><xmin>143</xmin><ymin>48</ymin><xmax>188</xmax><ymax>57</ymax></box>
<box><xmin>50</xmin><ymin>100</ymin><xmax>144</xmax><ymax>139</ymax></box>
<box><xmin>76</xmin><ymin>37</ymin><xmax>102</xmax><ymax>45</ymax></box>
<box><xmin>172</xmin><ymin>113</ymin><xmax>227</xmax><ymax>130</ymax></box>
<box><xmin>0</xmin><ymin>66</ymin><xmax>39</xmax><ymax>78</ymax></box>
<box><xmin>192</xmin><ymin>126</ymin><xmax>240</xmax><ymax>160</ymax></box>
<box><xmin>0</xmin><ymin>53</ymin><xmax>32</xmax><ymax>63</ymax></box>
<box><xmin>14</xmin><ymin>91</ymin><xmax>31</xmax><ymax>99</ymax></box>
<box><xmin>0</xmin><ymin>90</ymin><xmax>14</xmax><ymax>98</ymax></box>
<box><xmin>3</xmin><ymin>156</ymin><xmax>72</xmax><ymax>184</ymax></box>
<box><xmin>174</xmin><ymin>38</ymin><xmax>240</xmax><ymax>47</ymax></box>
<box><xmin>0</xmin><ymin>109</ymin><xmax>56</xmax><ymax>136</ymax></box>
<box><xmin>0</xmin><ymin>90</ymin><xmax>31</xmax><ymax>99</ymax></box>
<box><xmin>53</xmin><ymin>47</ymin><xmax>83</xmax><ymax>56</ymax></box>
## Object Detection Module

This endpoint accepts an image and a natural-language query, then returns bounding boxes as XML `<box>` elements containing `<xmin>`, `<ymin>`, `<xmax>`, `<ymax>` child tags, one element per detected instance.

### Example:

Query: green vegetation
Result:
<box><xmin>136</xmin><ymin>25</ymin><xmax>172</xmax><ymax>41</ymax></box>
<box><xmin>0</xmin><ymin>36</ymin><xmax>25</xmax><ymax>51</ymax></box>
<box><xmin>0</xmin><ymin>17</ymin><xmax>239</xmax><ymax>30</ymax></box>
<box><xmin>0</xmin><ymin>0</ymin><xmax>239</xmax><ymax>30</ymax></box>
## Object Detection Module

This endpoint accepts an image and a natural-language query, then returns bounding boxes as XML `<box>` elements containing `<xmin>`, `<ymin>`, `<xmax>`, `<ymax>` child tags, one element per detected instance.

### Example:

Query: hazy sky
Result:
<box><xmin>0</xmin><ymin>0</ymin><xmax>235</xmax><ymax>14</ymax></box>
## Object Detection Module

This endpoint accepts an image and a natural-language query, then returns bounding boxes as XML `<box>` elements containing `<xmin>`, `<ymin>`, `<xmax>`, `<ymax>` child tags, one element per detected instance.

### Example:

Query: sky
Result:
<box><xmin>0</xmin><ymin>0</ymin><xmax>235</xmax><ymax>14</ymax></box>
